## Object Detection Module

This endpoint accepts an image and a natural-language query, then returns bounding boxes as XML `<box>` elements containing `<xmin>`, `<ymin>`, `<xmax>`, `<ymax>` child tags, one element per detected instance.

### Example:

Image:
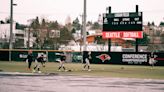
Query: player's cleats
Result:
<box><xmin>58</xmin><ymin>70</ymin><xmax>61</xmax><ymax>72</ymax></box>
<box><xmin>32</xmin><ymin>70</ymin><xmax>36</xmax><ymax>73</ymax></box>
<box><xmin>82</xmin><ymin>68</ymin><xmax>86</xmax><ymax>71</ymax></box>
<box><xmin>64</xmin><ymin>70</ymin><xmax>68</xmax><ymax>72</ymax></box>
<box><xmin>27</xmin><ymin>68</ymin><xmax>31</xmax><ymax>71</ymax></box>
<box><xmin>38</xmin><ymin>71</ymin><xmax>42</xmax><ymax>73</ymax></box>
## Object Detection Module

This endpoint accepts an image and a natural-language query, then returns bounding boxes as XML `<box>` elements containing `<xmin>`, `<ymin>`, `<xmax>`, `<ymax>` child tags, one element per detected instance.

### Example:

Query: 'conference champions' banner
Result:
<box><xmin>122</xmin><ymin>53</ymin><xmax>148</xmax><ymax>64</ymax></box>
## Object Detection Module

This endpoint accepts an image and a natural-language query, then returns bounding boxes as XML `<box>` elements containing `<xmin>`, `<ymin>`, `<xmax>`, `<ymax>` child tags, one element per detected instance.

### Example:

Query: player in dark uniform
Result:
<box><xmin>58</xmin><ymin>53</ymin><xmax>67</xmax><ymax>71</ymax></box>
<box><xmin>33</xmin><ymin>54</ymin><xmax>44</xmax><ymax>73</ymax></box>
<box><xmin>83</xmin><ymin>51</ymin><xmax>91</xmax><ymax>71</ymax></box>
<box><xmin>26</xmin><ymin>50</ymin><xmax>34</xmax><ymax>71</ymax></box>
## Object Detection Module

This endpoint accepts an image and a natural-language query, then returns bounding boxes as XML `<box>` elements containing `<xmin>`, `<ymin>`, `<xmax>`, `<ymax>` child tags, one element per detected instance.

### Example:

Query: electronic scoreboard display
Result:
<box><xmin>102</xmin><ymin>12</ymin><xmax>143</xmax><ymax>38</ymax></box>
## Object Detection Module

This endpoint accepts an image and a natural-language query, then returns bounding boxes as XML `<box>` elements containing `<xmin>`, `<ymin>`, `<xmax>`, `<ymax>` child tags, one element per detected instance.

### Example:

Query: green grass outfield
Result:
<box><xmin>0</xmin><ymin>61</ymin><xmax>164</xmax><ymax>79</ymax></box>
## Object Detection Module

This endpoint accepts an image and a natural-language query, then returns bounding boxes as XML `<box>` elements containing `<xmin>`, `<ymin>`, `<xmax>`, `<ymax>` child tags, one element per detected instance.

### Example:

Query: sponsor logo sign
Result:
<box><xmin>96</xmin><ymin>54</ymin><xmax>111</xmax><ymax>62</ymax></box>
<box><xmin>19</xmin><ymin>54</ymin><xmax>28</xmax><ymax>58</ymax></box>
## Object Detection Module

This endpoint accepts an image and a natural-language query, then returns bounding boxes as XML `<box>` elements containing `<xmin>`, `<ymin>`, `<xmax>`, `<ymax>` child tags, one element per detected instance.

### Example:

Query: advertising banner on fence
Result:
<box><xmin>0</xmin><ymin>50</ymin><xmax>164</xmax><ymax>66</ymax></box>
<box><xmin>11</xmin><ymin>51</ymin><xmax>46</xmax><ymax>61</ymax></box>
<box><xmin>122</xmin><ymin>53</ymin><xmax>148</xmax><ymax>64</ymax></box>
<box><xmin>89</xmin><ymin>52</ymin><xmax>149</xmax><ymax>65</ymax></box>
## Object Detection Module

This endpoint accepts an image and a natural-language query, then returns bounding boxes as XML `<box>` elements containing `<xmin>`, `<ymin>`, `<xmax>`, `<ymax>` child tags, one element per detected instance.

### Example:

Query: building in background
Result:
<box><xmin>0</xmin><ymin>23</ymin><xmax>35</xmax><ymax>49</ymax></box>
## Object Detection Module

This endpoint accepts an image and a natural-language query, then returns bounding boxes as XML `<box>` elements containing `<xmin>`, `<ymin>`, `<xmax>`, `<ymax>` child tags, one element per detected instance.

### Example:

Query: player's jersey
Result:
<box><xmin>37</xmin><ymin>57</ymin><xmax>44</xmax><ymax>63</ymax></box>
<box><xmin>84</xmin><ymin>52</ymin><xmax>90</xmax><ymax>59</ymax></box>
<box><xmin>149</xmin><ymin>53</ymin><xmax>154</xmax><ymax>58</ymax></box>
<box><xmin>27</xmin><ymin>54</ymin><xmax>33</xmax><ymax>61</ymax></box>
<box><xmin>60</xmin><ymin>55</ymin><xmax>66</xmax><ymax>61</ymax></box>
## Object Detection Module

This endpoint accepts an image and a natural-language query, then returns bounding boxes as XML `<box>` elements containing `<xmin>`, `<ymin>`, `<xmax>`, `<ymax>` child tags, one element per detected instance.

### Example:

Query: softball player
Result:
<box><xmin>33</xmin><ymin>54</ymin><xmax>44</xmax><ymax>73</ymax></box>
<box><xmin>149</xmin><ymin>52</ymin><xmax>157</xmax><ymax>68</ymax></box>
<box><xmin>26</xmin><ymin>50</ymin><xmax>34</xmax><ymax>71</ymax></box>
<box><xmin>83</xmin><ymin>51</ymin><xmax>91</xmax><ymax>71</ymax></box>
<box><xmin>58</xmin><ymin>53</ymin><xmax>67</xmax><ymax>71</ymax></box>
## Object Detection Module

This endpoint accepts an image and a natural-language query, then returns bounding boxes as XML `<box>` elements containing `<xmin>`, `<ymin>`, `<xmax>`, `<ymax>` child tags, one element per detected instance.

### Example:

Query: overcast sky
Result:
<box><xmin>0</xmin><ymin>0</ymin><xmax>164</xmax><ymax>25</ymax></box>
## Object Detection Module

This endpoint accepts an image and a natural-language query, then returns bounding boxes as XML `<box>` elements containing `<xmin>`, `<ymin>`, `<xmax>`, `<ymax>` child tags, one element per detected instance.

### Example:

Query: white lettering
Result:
<box><xmin>122</xmin><ymin>18</ymin><xmax>130</xmax><ymax>21</ymax></box>
<box><xmin>106</xmin><ymin>32</ymin><xmax>121</xmax><ymax>38</ymax></box>
<box><xmin>137</xmin><ymin>21</ymin><xmax>142</xmax><ymax>24</ymax></box>
<box><xmin>19</xmin><ymin>54</ymin><xmax>28</xmax><ymax>58</ymax></box>
<box><xmin>114</xmin><ymin>18</ymin><xmax>119</xmax><ymax>21</ymax></box>
<box><xmin>134</xmin><ymin>18</ymin><xmax>139</xmax><ymax>21</ymax></box>
<box><xmin>123</xmin><ymin>32</ymin><xmax>139</xmax><ymax>38</ymax></box>
<box><xmin>122</xmin><ymin>54</ymin><xmax>148</xmax><ymax>64</ymax></box>
<box><xmin>115</xmin><ymin>13</ymin><xmax>129</xmax><ymax>17</ymax></box>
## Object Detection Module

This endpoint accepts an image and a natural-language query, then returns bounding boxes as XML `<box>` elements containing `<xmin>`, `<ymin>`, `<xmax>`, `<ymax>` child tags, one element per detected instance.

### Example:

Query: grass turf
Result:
<box><xmin>0</xmin><ymin>61</ymin><xmax>164</xmax><ymax>79</ymax></box>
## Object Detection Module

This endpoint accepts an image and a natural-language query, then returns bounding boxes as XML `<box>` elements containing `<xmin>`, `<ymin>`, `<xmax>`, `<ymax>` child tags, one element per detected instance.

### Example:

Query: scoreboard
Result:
<box><xmin>103</xmin><ymin>12</ymin><xmax>143</xmax><ymax>38</ymax></box>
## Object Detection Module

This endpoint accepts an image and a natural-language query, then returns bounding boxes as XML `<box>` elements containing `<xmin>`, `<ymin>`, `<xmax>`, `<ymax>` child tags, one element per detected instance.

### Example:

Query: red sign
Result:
<box><xmin>102</xmin><ymin>31</ymin><xmax>143</xmax><ymax>38</ymax></box>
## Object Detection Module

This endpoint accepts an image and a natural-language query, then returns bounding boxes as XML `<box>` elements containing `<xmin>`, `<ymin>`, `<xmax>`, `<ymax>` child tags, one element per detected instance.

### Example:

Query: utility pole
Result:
<box><xmin>81</xmin><ymin>0</ymin><xmax>87</xmax><ymax>64</ymax></box>
<box><xmin>135</xmin><ymin>5</ymin><xmax>139</xmax><ymax>52</ymax></box>
<box><xmin>80</xmin><ymin>14</ymin><xmax>83</xmax><ymax>52</ymax></box>
<box><xmin>9</xmin><ymin>0</ymin><xmax>13</xmax><ymax>61</ymax></box>
<box><xmin>83</xmin><ymin>0</ymin><xmax>87</xmax><ymax>51</ymax></box>
<box><xmin>28</xmin><ymin>28</ymin><xmax>30</xmax><ymax>49</ymax></box>
<box><xmin>107</xmin><ymin>7</ymin><xmax>111</xmax><ymax>52</ymax></box>
<box><xmin>9</xmin><ymin>0</ymin><xmax>17</xmax><ymax>61</ymax></box>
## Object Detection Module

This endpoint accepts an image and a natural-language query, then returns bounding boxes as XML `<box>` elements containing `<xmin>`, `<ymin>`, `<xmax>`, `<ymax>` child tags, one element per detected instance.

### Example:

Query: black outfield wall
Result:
<box><xmin>83</xmin><ymin>52</ymin><xmax>164</xmax><ymax>66</ymax></box>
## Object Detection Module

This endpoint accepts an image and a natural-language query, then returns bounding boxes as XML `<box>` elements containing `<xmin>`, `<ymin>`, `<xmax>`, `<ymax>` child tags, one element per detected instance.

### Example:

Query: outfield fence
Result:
<box><xmin>0</xmin><ymin>49</ymin><xmax>82</xmax><ymax>63</ymax></box>
<box><xmin>0</xmin><ymin>49</ymin><xmax>164</xmax><ymax>66</ymax></box>
<box><xmin>86</xmin><ymin>52</ymin><xmax>164</xmax><ymax>66</ymax></box>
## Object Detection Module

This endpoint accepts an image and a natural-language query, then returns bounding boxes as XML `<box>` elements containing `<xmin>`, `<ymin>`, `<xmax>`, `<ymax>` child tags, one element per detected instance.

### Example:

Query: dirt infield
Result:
<box><xmin>0</xmin><ymin>72</ymin><xmax>164</xmax><ymax>92</ymax></box>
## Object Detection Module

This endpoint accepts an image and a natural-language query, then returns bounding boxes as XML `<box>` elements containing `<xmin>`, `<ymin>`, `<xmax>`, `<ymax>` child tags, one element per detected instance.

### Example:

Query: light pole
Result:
<box><xmin>83</xmin><ymin>0</ymin><xmax>87</xmax><ymax>51</ymax></box>
<box><xmin>81</xmin><ymin>0</ymin><xmax>87</xmax><ymax>63</ymax></box>
<box><xmin>28</xmin><ymin>28</ymin><xmax>31</xmax><ymax>49</ymax></box>
<box><xmin>9</xmin><ymin>0</ymin><xmax>17</xmax><ymax>61</ymax></box>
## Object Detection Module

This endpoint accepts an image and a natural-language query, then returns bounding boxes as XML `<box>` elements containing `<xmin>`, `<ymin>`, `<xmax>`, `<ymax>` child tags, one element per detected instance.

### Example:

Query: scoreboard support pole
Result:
<box><xmin>108</xmin><ymin>39</ymin><xmax>111</xmax><ymax>52</ymax></box>
<box><xmin>135</xmin><ymin>5</ymin><xmax>139</xmax><ymax>52</ymax></box>
<box><xmin>108</xmin><ymin>6</ymin><xmax>111</xmax><ymax>52</ymax></box>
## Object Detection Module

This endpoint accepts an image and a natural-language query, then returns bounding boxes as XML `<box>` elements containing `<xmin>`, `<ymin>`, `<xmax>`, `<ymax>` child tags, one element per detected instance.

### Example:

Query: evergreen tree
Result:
<box><xmin>41</xmin><ymin>18</ymin><xmax>46</xmax><ymax>29</ymax></box>
<box><xmin>0</xmin><ymin>20</ymin><xmax>5</xmax><ymax>24</ymax></box>
<box><xmin>71</xmin><ymin>28</ymin><xmax>76</xmax><ymax>33</ymax></box>
<box><xmin>59</xmin><ymin>26</ymin><xmax>73</xmax><ymax>45</ymax></box>
<box><xmin>91</xmin><ymin>22</ymin><xmax>102</xmax><ymax>30</ymax></box>
<box><xmin>86</xmin><ymin>21</ymin><xmax>92</xmax><ymax>26</ymax></box>
<box><xmin>159</xmin><ymin>22</ymin><xmax>164</xmax><ymax>26</ymax></box>
<box><xmin>72</xmin><ymin>17</ymin><xmax>81</xmax><ymax>30</ymax></box>
<box><xmin>138</xmin><ymin>32</ymin><xmax>150</xmax><ymax>45</ymax></box>
<box><xmin>147</xmin><ymin>22</ymin><xmax>151</xmax><ymax>26</ymax></box>
<box><xmin>152</xmin><ymin>22</ymin><xmax>155</xmax><ymax>26</ymax></box>
<box><xmin>16</xmin><ymin>22</ymin><xmax>27</xmax><ymax>30</ymax></box>
<box><xmin>48</xmin><ymin>21</ymin><xmax>60</xmax><ymax>30</ymax></box>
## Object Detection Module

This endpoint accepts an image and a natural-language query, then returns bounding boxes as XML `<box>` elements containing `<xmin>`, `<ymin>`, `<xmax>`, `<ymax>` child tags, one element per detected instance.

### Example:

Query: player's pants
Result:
<box><xmin>28</xmin><ymin>61</ymin><xmax>32</xmax><ymax>69</ymax></box>
<box><xmin>58</xmin><ymin>61</ymin><xmax>66</xmax><ymax>70</ymax></box>
<box><xmin>149</xmin><ymin>58</ymin><xmax>154</xmax><ymax>65</ymax></box>
<box><xmin>84</xmin><ymin>58</ymin><xmax>90</xmax><ymax>69</ymax></box>
<box><xmin>34</xmin><ymin>60</ymin><xmax>42</xmax><ymax>71</ymax></box>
